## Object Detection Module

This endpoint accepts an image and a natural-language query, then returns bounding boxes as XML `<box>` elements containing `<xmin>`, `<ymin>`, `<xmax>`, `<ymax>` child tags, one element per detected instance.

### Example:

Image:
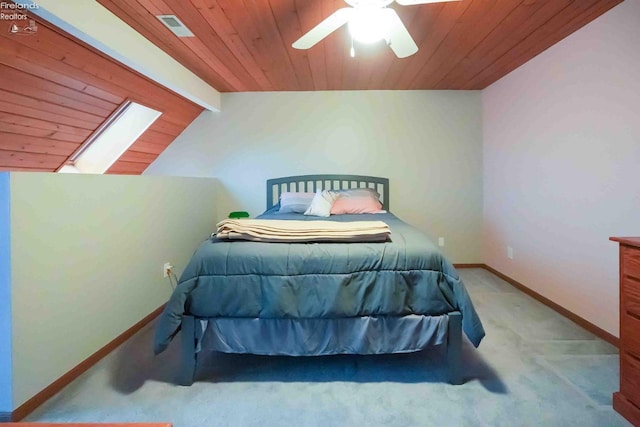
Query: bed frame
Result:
<box><xmin>267</xmin><ymin>174</ymin><xmax>390</xmax><ymax>211</ymax></box>
<box><xmin>178</xmin><ymin>174</ymin><xmax>462</xmax><ymax>385</ymax></box>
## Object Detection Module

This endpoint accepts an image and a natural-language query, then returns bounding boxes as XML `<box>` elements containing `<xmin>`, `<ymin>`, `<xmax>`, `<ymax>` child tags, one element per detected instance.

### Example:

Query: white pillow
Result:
<box><xmin>278</xmin><ymin>192</ymin><xmax>315</xmax><ymax>214</ymax></box>
<box><xmin>304</xmin><ymin>190</ymin><xmax>337</xmax><ymax>217</ymax></box>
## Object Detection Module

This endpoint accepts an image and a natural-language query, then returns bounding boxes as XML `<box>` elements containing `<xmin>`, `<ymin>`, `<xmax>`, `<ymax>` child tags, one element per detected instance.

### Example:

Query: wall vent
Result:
<box><xmin>156</xmin><ymin>15</ymin><xmax>194</xmax><ymax>37</ymax></box>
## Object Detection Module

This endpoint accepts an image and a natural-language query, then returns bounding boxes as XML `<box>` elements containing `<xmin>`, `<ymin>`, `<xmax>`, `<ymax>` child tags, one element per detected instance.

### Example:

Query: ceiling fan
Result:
<box><xmin>292</xmin><ymin>0</ymin><xmax>460</xmax><ymax>58</ymax></box>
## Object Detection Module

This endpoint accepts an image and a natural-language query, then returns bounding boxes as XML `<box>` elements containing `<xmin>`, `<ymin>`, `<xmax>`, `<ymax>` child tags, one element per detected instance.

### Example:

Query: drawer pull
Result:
<box><xmin>628</xmin><ymin>351</ymin><xmax>640</xmax><ymax>364</ymax></box>
<box><xmin>628</xmin><ymin>310</ymin><xmax>640</xmax><ymax>321</ymax></box>
<box><xmin>627</xmin><ymin>275</ymin><xmax>640</xmax><ymax>284</ymax></box>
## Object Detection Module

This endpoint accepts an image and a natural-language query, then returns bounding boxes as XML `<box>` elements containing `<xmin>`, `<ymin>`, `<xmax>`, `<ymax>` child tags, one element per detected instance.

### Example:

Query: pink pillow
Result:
<box><xmin>330</xmin><ymin>194</ymin><xmax>383</xmax><ymax>214</ymax></box>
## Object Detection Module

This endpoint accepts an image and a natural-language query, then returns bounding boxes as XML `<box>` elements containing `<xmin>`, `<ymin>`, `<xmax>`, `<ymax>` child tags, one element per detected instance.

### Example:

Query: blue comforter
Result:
<box><xmin>154</xmin><ymin>212</ymin><xmax>485</xmax><ymax>353</ymax></box>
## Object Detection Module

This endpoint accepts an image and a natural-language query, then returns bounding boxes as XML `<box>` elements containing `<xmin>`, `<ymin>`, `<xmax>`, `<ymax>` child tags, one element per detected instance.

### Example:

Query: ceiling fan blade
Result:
<box><xmin>292</xmin><ymin>8</ymin><xmax>355</xmax><ymax>49</ymax></box>
<box><xmin>396</xmin><ymin>0</ymin><xmax>461</xmax><ymax>5</ymax></box>
<box><xmin>382</xmin><ymin>9</ymin><xmax>418</xmax><ymax>58</ymax></box>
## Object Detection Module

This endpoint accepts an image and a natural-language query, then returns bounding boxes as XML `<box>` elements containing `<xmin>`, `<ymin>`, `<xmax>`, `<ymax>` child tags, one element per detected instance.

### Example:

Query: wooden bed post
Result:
<box><xmin>179</xmin><ymin>315</ymin><xmax>197</xmax><ymax>386</ymax></box>
<box><xmin>447</xmin><ymin>311</ymin><xmax>463</xmax><ymax>385</ymax></box>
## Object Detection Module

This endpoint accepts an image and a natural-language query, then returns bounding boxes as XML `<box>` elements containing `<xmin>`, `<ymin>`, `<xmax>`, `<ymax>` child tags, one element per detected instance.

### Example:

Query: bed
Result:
<box><xmin>154</xmin><ymin>174</ymin><xmax>485</xmax><ymax>386</ymax></box>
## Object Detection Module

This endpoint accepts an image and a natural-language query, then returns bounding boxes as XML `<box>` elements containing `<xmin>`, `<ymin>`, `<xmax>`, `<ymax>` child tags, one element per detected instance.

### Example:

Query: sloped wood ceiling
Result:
<box><xmin>97</xmin><ymin>0</ymin><xmax>622</xmax><ymax>92</ymax></box>
<box><xmin>0</xmin><ymin>0</ymin><xmax>623</xmax><ymax>173</ymax></box>
<box><xmin>0</xmin><ymin>10</ymin><xmax>202</xmax><ymax>174</ymax></box>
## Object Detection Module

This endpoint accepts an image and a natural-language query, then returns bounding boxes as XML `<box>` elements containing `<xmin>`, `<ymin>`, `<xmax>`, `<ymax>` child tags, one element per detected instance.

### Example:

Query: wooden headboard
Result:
<box><xmin>267</xmin><ymin>174</ymin><xmax>390</xmax><ymax>211</ymax></box>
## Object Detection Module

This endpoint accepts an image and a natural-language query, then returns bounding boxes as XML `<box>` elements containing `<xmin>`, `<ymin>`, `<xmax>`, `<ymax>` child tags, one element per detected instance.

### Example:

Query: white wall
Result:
<box><xmin>146</xmin><ymin>90</ymin><xmax>483</xmax><ymax>263</ymax></box>
<box><xmin>482</xmin><ymin>0</ymin><xmax>640</xmax><ymax>337</ymax></box>
<box><xmin>9</xmin><ymin>173</ymin><xmax>217</xmax><ymax>408</ymax></box>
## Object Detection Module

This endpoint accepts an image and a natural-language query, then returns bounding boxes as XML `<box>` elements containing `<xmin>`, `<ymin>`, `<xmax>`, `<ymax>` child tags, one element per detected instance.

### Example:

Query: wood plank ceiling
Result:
<box><xmin>0</xmin><ymin>7</ymin><xmax>202</xmax><ymax>174</ymax></box>
<box><xmin>97</xmin><ymin>0</ymin><xmax>623</xmax><ymax>92</ymax></box>
<box><xmin>0</xmin><ymin>0</ymin><xmax>624</xmax><ymax>174</ymax></box>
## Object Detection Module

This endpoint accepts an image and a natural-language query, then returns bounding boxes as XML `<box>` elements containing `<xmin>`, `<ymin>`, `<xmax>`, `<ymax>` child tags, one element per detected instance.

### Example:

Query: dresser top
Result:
<box><xmin>610</xmin><ymin>237</ymin><xmax>640</xmax><ymax>248</ymax></box>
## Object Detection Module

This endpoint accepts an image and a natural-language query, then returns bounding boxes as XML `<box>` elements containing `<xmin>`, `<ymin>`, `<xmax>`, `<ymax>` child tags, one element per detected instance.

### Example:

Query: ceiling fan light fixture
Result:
<box><xmin>348</xmin><ymin>7</ymin><xmax>390</xmax><ymax>44</ymax></box>
<box><xmin>292</xmin><ymin>0</ymin><xmax>437</xmax><ymax>58</ymax></box>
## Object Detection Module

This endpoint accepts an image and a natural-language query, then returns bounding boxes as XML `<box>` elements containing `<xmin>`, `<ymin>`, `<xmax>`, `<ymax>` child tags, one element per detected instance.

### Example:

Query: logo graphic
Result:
<box><xmin>8</xmin><ymin>18</ymin><xmax>37</xmax><ymax>34</ymax></box>
<box><xmin>1</xmin><ymin>1</ymin><xmax>39</xmax><ymax>35</ymax></box>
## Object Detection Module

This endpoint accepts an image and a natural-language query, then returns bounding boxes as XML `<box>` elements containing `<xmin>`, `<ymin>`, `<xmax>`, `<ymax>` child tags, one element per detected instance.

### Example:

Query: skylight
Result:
<box><xmin>59</xmin><ymin>101</ymin><xmax>161</xmax><ymax>174</ymax></box>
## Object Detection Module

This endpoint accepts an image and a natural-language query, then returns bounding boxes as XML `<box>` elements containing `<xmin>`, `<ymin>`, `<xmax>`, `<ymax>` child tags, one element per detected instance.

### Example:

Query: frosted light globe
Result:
<box><xmin>348</xmin><ymin>7</ymin><xmax>390</xmax><ymax>44</ymax></box>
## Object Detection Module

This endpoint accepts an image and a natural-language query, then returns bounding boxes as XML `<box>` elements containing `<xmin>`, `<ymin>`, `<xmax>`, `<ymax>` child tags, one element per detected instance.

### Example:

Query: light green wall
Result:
<box><xmin>0</xmin><ymin>173</ymin><xmax>11</xmax><ymax>415</ymax></box>
<box><xmin>146</xmin><ymin>90</ymin><xmax>483</xmax><ymax>263</ymax></box>
<box><xmin>9</xmin><ymin>173</ymin><xmax>217</xmax><ymax>408</ymax></box>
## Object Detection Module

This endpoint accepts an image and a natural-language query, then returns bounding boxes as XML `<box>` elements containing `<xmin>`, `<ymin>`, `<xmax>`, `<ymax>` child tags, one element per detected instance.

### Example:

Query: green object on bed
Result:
<box><xmin>228</xmin><ymin>211</ymin><xmax>249</xmax><ymax>219</ymax></box>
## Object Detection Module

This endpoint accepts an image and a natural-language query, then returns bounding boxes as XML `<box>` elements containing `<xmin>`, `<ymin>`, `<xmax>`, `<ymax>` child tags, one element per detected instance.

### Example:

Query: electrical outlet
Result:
<box><xmin>507</xmin><ymin>246</ymin><xmax>514</xmax><ymax>260</ymax></box>
<box><xmin>438</xmin><ymin>237</ymin><xmax>445</xmax><ymax>247</ymax></box>
<box><xmin>163</xmin><ymin>262</ymin><xmax>173</xmax><ymax>278</ymax></box>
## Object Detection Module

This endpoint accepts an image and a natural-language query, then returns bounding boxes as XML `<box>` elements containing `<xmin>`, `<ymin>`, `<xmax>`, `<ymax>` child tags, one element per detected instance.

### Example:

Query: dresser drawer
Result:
<box><xmin>621</xmin><ymin>279</ymin><xmax>640</xmax><ymax>357</ymax></box>
<box><xmin>623</xmin><ymin>275</ymin><xmax>640</xmax><ymax>296</ymax></box>
<box><xmin>623</xmin><ymin>247</ymin><xmax>640</xmax><ymax>280</ymax></box>
<box><xmin>623</xmin><ymin>278</ymin><xmax>640</xmax><ymax>315</ymax></box>
<box><xmin>622</xmin><ymin>307</ymin><xmax>640</xmax><ymax>357</ymax></box>
<box><xmin>621</xmin><ymin>351</ymin><xmax>640</xmax><ymax>405</ymax></box>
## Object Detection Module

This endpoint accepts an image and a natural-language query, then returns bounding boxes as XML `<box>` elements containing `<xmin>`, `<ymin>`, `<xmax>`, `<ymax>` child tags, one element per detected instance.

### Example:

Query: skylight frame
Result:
<box><xmin>58</xmin><ymin>100</ymin><xmax>161</xmax><ymax>174</ymax></box>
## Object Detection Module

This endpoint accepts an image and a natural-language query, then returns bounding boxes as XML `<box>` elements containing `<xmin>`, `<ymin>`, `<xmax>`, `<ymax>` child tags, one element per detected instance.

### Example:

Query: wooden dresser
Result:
<box><xmin>611</xmin><ymin>236</ymin><xmax>640</xmax><ymax>426</ymax></box>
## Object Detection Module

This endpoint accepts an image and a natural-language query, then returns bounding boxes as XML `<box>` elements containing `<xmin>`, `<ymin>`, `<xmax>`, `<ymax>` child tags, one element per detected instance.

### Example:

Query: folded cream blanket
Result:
<box><xmin>215</xmin><ymin>219</ymin><xmax>391</xmax><ymax>243</ymax></box>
